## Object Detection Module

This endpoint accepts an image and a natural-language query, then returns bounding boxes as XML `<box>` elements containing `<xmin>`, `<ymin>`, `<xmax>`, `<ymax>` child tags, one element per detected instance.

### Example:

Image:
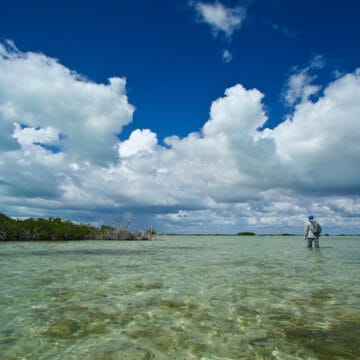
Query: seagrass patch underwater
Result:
<box><xmin>0</xmin><ymin>236</ymin><xmax>359</xmax><ymax>359</ymax></box>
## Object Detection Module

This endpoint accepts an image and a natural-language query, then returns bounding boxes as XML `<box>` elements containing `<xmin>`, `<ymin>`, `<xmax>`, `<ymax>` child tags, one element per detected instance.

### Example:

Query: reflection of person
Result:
<box><xmin>304</xmin><ymin>215</ymin><xmax>321</xmax><ymax>248</ymax></box>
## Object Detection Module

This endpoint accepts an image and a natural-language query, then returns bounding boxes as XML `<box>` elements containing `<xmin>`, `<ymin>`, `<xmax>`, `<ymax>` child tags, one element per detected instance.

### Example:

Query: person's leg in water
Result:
<box><xmin>314</xmin><ymin>238</ymin><xmax>320</xmax><ymax>248</ymax></box>
<box><xmin>307</xmin><ymin>238</ymin><xmax>313</xmax><ymax>248</ymax></box>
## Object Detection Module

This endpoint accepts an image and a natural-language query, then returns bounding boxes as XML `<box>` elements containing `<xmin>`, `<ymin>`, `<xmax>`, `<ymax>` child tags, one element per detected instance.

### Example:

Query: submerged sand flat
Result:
<box><xmin>0</xmin><ymin>235</ymin><xmax>359</xmax><ymax>359</ymax></box>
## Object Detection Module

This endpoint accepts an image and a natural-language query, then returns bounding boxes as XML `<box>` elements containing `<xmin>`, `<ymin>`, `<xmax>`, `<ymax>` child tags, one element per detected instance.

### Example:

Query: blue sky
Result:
<box><xmin>0</xmin><ymin>0</ymin><xmax>359</xmax><ymax>234</ymax></box>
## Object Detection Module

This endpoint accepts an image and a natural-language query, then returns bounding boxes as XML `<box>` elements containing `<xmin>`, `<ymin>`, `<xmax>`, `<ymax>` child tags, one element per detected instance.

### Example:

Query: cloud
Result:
<box><xmin>0</xmin><ymin>40</ymin><xmax>134</xmax><ymax>166</ymax></box>
<box><xmin>283</xmin><ymin>70</ymin><xmax>320</xmax><ymax>106</ymax></box>
<box><xmin>222</xmin><ymin>49</ymin><xmax>233</xmax><ymax>63</ymax></box>
<box><xmin>13</xmin><ymin>123</ymin><xmax>59</xmax><ymax>148</ymax></box>
<box><xmin>283</xmin><ymin>55</ymin><xmax>326</xmax><ymax>106</ymax></box>
<box><xmin>64</xmin><ymin>71</ymin><xmax>360</xmax><ymax>232</ymax></box>
<box><xmin>118</xmin><ymin>129</ymin><xmax>158</xmax><ymax>157</ymax></box>
<box><xmin>193</xmin><ymin>1</ymin><xmax>247</xmax><ymax>38</ymax></box>
<box><xmin>265</xmin><ymin>69</ymin><xmax>360</xmax><ymax>194</ymax></box>
<box><xmin>1</xmin><ymin>42</ymin><xmax>360</xmax><ymax>233</ymax></box>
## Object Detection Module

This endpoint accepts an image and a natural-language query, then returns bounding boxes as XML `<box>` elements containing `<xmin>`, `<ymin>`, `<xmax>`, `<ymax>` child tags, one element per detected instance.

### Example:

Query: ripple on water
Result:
<box><xmin>0</xmin><ymin>237</ymin><xmax>359</xmax><ymax>359</ymax></box>
<box><xmin>284</xmin><ymin>317</ymin><xmax>360</xmax><ymax>359</ymax></box>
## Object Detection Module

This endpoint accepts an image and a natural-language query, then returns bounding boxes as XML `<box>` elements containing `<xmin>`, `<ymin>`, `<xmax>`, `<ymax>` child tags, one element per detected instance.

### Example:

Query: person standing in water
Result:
<box><xmin>304</xmin><ymin>215</ymin><xmax>322</xmax><ymax>248</ymax></box>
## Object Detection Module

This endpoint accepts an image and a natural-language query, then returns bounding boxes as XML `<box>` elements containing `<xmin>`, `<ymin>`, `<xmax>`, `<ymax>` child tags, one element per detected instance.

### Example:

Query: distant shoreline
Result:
<box><xmin>1</xmin><ymin>213</ymin><xmax>358</xmax><ymax>241</ymax></box>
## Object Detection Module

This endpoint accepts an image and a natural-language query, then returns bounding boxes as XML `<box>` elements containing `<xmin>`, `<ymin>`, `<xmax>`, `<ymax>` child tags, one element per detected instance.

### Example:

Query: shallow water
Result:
<box><xmin>0</xmin><ymin>236</ymin><xmax>359</xmax><ymax>359</ymax></box>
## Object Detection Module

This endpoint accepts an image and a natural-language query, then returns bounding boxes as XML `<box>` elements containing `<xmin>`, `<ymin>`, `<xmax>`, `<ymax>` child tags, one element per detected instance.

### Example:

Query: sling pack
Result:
<box><xmin>311</xmin><ymin>221</ymin><xmax>322</xmax><ymax>236</ymax></box>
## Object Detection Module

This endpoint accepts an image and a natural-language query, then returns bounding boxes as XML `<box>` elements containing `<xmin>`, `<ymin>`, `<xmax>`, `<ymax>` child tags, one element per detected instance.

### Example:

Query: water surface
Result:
<box><xmin>1</xmin><ymin>236</ymin><xmax>359</xmax><ymax>359</ymax></box>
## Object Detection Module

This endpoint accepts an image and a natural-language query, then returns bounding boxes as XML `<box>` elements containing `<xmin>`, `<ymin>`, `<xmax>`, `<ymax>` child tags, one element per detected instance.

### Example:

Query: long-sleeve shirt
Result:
<box><xmin>304</xmin><ymin>221</ymin><xmax>317</xmax><ymax>239</ymax></box>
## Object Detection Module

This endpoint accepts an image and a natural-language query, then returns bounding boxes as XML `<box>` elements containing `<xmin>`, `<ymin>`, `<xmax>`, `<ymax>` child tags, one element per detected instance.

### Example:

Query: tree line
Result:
<box><xmin>0</xmin><ymin>213</ymin><xmax>155</xmax><ymax>241</ymax></box>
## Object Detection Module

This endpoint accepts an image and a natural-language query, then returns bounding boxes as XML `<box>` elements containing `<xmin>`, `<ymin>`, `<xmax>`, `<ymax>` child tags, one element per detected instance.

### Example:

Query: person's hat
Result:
<box><xmin>308</xmin><ymin>215</ymin><xmax>314</xmax><ymax>220</ymax></box>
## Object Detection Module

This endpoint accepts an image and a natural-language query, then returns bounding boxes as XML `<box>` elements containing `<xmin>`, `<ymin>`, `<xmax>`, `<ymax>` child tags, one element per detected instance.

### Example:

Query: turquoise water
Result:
<box><xmin>0</xmin><ymin>236</ymin><xmax>359</xmax><ymax>359</ymax></box>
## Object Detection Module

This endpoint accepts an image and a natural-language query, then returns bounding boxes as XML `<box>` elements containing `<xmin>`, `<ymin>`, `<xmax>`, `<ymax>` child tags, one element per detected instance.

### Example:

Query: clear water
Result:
<box><xmin>0</xmin><ymin>236</ymin><xmax>359</xmax><ymax>360</ymax></box>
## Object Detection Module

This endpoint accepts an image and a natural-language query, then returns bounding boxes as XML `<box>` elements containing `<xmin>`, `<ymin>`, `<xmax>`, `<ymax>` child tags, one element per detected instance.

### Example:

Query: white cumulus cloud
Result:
<box><xmin>265</xmin><ymin>69</ymin><xmax>360</xmax><ymax>193</ymax></box>
<box><xmin>118</xmin><ymin>129</ymin><xmax>158</xmax><ymax>158</ymax></box>
<box><xmin>194</xmin><ymin>1</ymin><xmax>247</xmax><ymax>38</ymax></box>
<box><xmin>1</xmin><ymin>41</ymin><xmax>360</xmax><ymax>234</ymax></box>
<box><xmin>0</xmin><ymin>40</ymin><xmax>134</xmax><ymax>165</ymax></box>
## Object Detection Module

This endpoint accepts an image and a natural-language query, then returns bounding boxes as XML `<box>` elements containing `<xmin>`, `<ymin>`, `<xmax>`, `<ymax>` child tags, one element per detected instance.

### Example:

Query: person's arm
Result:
<box><xmin>304</xmin><ymin>224</ymin><xmax>309</xmax><ymax>240</ymax></box>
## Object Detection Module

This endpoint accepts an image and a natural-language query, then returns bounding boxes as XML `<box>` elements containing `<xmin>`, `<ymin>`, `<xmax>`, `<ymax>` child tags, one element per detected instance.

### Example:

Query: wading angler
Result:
<box><xmin>304</xmin><ymin>215</ymin><xmax>322</xmax><ymax>248</ymax></box>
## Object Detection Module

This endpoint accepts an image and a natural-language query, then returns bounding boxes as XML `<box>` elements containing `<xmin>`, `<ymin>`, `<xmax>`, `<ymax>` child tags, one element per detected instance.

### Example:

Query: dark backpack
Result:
<box><xmin>311</xmin><ymin>221</ymin><xmax>322</xmax><ymax>236</ymax></box>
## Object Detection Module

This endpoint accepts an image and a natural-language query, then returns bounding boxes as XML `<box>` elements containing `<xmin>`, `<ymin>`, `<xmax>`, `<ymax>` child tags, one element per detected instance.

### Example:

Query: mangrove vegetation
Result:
<box><xmin>0</xmin><ymin>213</ymin><xmax>155</xmax><ymax>241</ymax></box>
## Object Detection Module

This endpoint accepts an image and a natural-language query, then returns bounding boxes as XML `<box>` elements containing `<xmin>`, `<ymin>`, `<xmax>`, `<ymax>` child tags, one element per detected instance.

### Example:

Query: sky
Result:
<box><xmin>0</xmin><ymin>0</ymin><xmax>359</xmax><ymax>234</ymax></box>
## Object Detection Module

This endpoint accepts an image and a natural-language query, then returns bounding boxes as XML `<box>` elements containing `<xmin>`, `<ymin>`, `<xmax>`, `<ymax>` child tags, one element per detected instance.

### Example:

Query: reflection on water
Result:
<box><xmin>0</xmin><ymin>236</ymin><xmax>359</xmax><ymax>359</ymax></box>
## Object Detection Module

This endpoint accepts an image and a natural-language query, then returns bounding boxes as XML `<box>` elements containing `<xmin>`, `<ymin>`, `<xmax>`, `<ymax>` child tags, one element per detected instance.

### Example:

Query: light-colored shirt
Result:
<box><xmin>304</xmin><ymin>221</ymin><xmax>317</xmax><ymax>239</ymax></box>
